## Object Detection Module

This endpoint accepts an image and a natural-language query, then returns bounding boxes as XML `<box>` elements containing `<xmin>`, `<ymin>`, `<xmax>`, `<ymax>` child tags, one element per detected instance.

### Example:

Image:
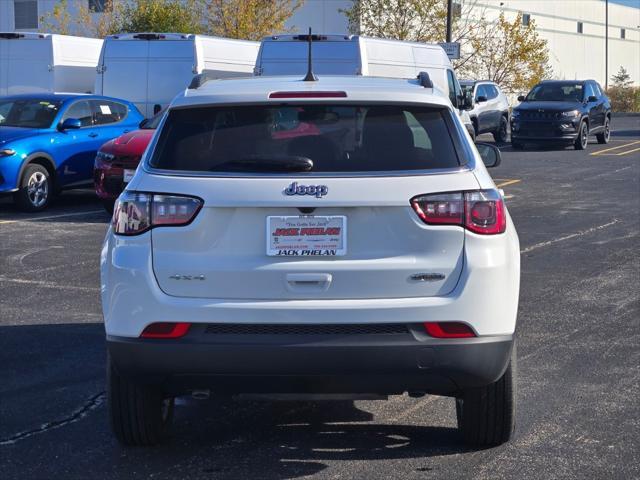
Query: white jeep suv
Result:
<box><xmin>102</xmin><ymin>74</ymin><xmax>520</xmax><ymax>447</ymax></box>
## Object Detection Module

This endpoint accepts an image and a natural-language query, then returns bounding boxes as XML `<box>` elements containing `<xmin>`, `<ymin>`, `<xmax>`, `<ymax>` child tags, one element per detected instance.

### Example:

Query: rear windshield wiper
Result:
<box><xmin>215</xmin><ymin>155</ymin><xmax>314</xmax><ymax>172</ymax></box>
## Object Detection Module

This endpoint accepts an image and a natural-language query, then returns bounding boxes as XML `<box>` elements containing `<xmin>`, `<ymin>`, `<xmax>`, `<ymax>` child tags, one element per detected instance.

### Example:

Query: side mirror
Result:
<box><xmin>587</xmin><ymin>95</ymin><xmax>598</xmax><ymax>103</ymax></box>
<box><xmin>458</xmin><ymin>93</ymin><xmax>473</xmax><ymax>111</ymax></box>
<box><xmin>475</xmin><ymin>142</ymin><xmax>502</xmax><ymax>168</ymax></box>
<box><xmin>476</xmin><ymin>95</ymin><xmax>488</xmax><ymax>103</ymax></box>
<box><xmin>59</xmin><ymin>118</ymin><xmax>82</xmax><ymax>130</ymax></box>
<box><xmin>517</xmin><ymin>95</ymin><xmax>525</xmax><ymax>102</ymax></box>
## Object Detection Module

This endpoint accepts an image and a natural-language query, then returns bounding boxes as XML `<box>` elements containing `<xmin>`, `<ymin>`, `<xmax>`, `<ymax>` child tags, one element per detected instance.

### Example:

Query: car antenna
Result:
<box><xmin>303</xmin><ymin>27</ymin><xmax>317</xmax><ymax>82</ymax></box>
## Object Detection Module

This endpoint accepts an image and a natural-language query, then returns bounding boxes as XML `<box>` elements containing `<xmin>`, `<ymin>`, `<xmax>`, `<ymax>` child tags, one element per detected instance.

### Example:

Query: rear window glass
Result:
<box><xmin>149</xmin><ymin>104</ymin><xmax>462</xmax><ymax>173</ymax></box>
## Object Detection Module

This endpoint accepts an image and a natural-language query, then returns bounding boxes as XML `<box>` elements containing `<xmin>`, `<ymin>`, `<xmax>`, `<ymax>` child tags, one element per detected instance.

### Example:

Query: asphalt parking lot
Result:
<box><xmin>1</xmin><ymin>116</ymin><xmax>638</xmax><ymax>480</ymax></box>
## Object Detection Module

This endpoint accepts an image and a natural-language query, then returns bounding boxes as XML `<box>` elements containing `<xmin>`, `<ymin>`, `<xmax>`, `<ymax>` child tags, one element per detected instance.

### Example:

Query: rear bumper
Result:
<box><xmin>107</xmin><ymin>329</ymin><xmax>513</xmax><ymax>396</ymax></box>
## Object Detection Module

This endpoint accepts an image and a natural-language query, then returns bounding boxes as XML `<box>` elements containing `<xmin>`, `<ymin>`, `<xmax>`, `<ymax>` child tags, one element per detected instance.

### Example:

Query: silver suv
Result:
<box><xmin>461</xmin><ymin>81</ymin><xmax>510</xmax><ymax>143</ymax></box>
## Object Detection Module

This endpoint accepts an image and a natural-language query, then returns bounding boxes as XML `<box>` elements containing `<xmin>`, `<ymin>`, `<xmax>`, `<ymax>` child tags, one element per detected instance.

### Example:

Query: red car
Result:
<box><xmin>94</xmin><ymin>114</ymin><xmax>162</xmax><ymax>212</ymax></box>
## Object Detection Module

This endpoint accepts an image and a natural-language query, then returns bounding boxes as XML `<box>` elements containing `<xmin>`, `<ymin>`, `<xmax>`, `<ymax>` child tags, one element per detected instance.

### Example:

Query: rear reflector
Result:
<box><xmin>423</xmin><ymin>322</ymin><xmax>476</xmax><ymax>338</ymax></box>
<box><xmin>411</xmin><ymin>189</ymin><xmax>506</xmax><ymax>235</ymax></box>
<box><xmin>269</xmin><ymin>91</ymin><xmax>347</xmax><ymax>99</ymax></box>
<box><xmin>112</xmin><ymin>191</ymin><xmax>203</xmax><ymax>236</ymax></box>
<box><xmin>141</xmin><ymin>322</ymin><xmax>191</xmax><ymax>339</ymax></box>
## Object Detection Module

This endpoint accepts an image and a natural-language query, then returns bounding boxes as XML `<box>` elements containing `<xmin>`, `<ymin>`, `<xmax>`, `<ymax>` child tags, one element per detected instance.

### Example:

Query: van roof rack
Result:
<box><xmin>417</xmin><ymin>71</ymin><xmax>433</xmax><ymax>88</ymax></box>
<box><xmin>188</xmin><ymin>72</ymin><xmax>217</xmax><ymax>89</ymax></box>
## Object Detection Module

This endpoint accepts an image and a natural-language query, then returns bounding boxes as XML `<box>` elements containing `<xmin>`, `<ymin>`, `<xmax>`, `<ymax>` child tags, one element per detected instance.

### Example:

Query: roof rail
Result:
<box><xmin>188</xmin><ymin>72</ymin><xmax>217</xmax><ymax>89</ymax></box>
<box><xmin>417</xmin><ymin>71</ymin><xmax>433</xmax><ymax>88</ymax></box>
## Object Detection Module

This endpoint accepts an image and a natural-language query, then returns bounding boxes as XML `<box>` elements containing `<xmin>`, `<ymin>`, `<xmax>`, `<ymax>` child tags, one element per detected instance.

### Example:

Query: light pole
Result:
<box><xmin>605</xmin><ymin>0</ymin><xmax>609</xmax><ymax>90</ymax></box>
<box><xmin>446</xmin><ymin>0</ymin><xmax>453</xmax><ymax>43</ymax></box>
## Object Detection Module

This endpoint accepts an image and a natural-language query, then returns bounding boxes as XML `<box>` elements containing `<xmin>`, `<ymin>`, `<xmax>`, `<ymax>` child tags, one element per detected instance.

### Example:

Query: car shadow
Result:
<box><xmin>1</xmin><ymin>323</ymin><xmax>476</xmax><ymax>479</ymax></box>
<box><xmin>0</xmin><ymin>189</ymin><xmax>110</xmax><ymax>224</ymax></box>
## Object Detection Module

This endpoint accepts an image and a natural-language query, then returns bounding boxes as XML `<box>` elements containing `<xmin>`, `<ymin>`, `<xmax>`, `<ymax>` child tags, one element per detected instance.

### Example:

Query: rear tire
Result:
<box><xmin>456</xmin><ymin>341</ymin><xmax>516</xmax><ymax>447</ymax></box>
<box><xmin>574</xmin><ymin>121</ymin><xmax>588</xmax><ymax>150</ymax></box>
<box><xmin>493</xmin><ymin>116</ymin><xmax>509</xmax><ymax>144</ymax></box>
<box><xmin>13</xmin><ymin>164</ymin><xmax>52</xmax><ymax>212</ymax></box>
<box><xmin>596</xmin><ymin>117</ymin><xmax>611</xmax><ymax>144</ymax></box>
<box><xmin>107</xmin><ymin>353</ymin><xmax>174</xmax><ymax>446</ymax></box>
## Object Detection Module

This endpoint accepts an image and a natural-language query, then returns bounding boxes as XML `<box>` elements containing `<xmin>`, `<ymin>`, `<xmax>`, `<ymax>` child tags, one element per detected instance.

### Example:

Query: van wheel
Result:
<box><xmin>596</xmin><ymin>117</ymin><xmax>611</xmax><ymax>144</ymax></box>
<box><xmin>493</xmin><ymin>116</ymin><xmax>509</xmax><ymax>144</ymax></box>
<box><xmin>108</xmin><ymin>353</ymin><xmax>174</xmax><ymax>446</ymax></box>
<box><xmin>13</xmin><ymin>164</ymin><xmax>52</xmax><ymax>212</ymax></box>
<box><xmin>456</xmin><ymin>342</ymin><xmax>516</xmax><ymax>447</ymax></box>
<box><xmin>574</xmin><ymin>121</ymin><xmax>588</xmax><ymax>150</ymax></box>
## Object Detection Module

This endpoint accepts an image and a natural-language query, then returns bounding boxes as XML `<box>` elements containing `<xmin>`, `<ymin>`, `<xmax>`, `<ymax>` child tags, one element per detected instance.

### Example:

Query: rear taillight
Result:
<box><xmin>411</xmin><ymin>189</ymin><xmax>506</xmax><ymax>235</ymax></box>
<box><xmin>112</xmin><ymin>191</ymin><xmax>202</xmax><ymax>235</ymax></box>
<box><xmin>140</xmin><ymin>322</ymin><xmax>191</xmax><ymax>339</ymax></box>
<box><xmin>423</xmin><ymin>322</ymin><xmax>476</xmax><ymax>338</ymax></box>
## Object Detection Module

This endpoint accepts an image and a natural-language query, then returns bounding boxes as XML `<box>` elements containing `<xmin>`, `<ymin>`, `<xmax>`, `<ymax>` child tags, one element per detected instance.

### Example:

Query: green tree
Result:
<box><xmin>465</xmin><ymin>12</ymin><xmax>552</xmax><ymax>94</ymax></box>
<box><xmin>205</xmin><ymin>0</ymin><xmax>304</xmax><ymax>41</ymax></box>
<box><xmin>118</xmin><ymin>0</ymin><xmax>206</xmax><ymax>34</ymax></box>
<box><xmin>611</xmin><ymin>66</ymin><xmax>633</xmax><ymax>89</ymax></box>
<box><xmin>608</xmin><ymin>66</ymin><xmax>638</xmax><ymax>112</ymax></box>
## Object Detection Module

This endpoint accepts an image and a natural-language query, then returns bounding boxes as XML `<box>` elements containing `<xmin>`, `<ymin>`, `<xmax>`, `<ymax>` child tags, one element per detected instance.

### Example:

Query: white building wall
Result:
<box><xmin>474</xmin><ymin>1</ymin><xmax>640</xmax><ymax>87</ymax></box>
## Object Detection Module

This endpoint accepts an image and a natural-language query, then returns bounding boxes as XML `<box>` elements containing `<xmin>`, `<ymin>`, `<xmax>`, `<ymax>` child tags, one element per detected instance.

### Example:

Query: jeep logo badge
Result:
<box><xmin>284</xmin><ymin>182</ymin><xmax>328</xmax><ymax>198</ymax></box>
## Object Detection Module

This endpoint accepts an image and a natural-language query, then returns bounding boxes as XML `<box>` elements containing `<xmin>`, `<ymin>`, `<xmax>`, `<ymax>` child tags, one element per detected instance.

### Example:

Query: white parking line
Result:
<box><xmin>0</xmin><ymin>276</ymin><xmax>100</xmax><ymax>293</ymax></box>
<box><xmin>520</xmin><ymin>219</ymin><xmax>620</xmax><ymax>254</ymax></box>
<box><xmin>0</xmin><ymin>209</ymin><xmax>105</xmax><ymax>225</ymax></box>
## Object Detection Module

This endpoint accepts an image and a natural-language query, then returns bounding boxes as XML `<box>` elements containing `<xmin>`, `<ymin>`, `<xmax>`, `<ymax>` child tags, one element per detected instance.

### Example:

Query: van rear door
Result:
<box><xmin>101</xmin><ymin>37</ymin><xmax>149</xmax><ymax>115</ymax></box>
<box><xmin>0</xmin><ymin>34</ymin><xmax>51</xmax><ymax>95</ymax></box>
<box><xmin>146</xmin><ymin>37</ymin><xmax>195</xmax><ymax>116</ymax></box>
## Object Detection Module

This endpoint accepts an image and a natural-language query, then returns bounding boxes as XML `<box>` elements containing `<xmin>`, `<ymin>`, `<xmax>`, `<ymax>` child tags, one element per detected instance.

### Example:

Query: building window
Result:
<box><xmin>14</xmin><ymin>0</ymin><xmax>38</xmax><ymax>29</ymax></box>
<box><xmin>522</xmin><ymin>13</ymin><xmax>530</xmax><ymax>26</ymax></box>
<box><xmin>621</xmin><ymin>28</ymin><xmax>625</xmax><ymax>39</ymax></box>
<box><xmin>88</xmin><ymin>0</ymin><xmax>107</xmax><ymax>13</ymax></box>
<box><xmin>577</xmin><ymin>22</ymin><xmax>583</xmax><ymax>34</ymax></box>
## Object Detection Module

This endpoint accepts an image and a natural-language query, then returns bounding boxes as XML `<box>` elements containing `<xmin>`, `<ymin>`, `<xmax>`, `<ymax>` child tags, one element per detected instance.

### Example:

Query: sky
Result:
<box><xmin>607</xmin><ymin>0</ymin><xmax>640</xmax><ymax>8</ymax></box>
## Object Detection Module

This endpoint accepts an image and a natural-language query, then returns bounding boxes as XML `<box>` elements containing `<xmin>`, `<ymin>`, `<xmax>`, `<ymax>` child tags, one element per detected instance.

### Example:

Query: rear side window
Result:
<box><xmin>149</xmin><ymin>104</ymin><xmax>462</xmax><ymax>173</ymax></box>
<box><xmin>92</xmin><ymin>100</ymin><xmax>128</xmax><ymax>125</ymax></box>
<box><xmin>62</xmin><ymin>100</ymin><xmax>93</xmax><ymax>127</ymax></box>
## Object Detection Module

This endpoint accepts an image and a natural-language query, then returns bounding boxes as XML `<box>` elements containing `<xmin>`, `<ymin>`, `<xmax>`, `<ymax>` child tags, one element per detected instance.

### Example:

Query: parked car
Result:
<box><xmin>511</xmin><ymin>80</ymin><xmax>611</xmax><ymax>150</ymax></box>
<box><xmin>94</xmin><ymin>111</ymin><xmax>162</xmax><ymax>213</ymax></box>
<box><xmin>0</xmin><ymin>32</ymin><xmax>102</xmax><ymax>96</ymax></box>
<box><xmin>254</xmin><ymin>34</ymin><xmax>476</xmax><ymax>140</ymax></box>
<box><xmin>102</xmin><ymin>73</ymin><xmax>520</xmax><ymax>448</ymax></box>
<box><xmin>460</xmin><ymin>80</ymin><xmax>510</xmax><ymax>143</ymax></box>
<box><xmin>0</xmin><ymin>93</ymin><xmax>144</xmax><ymax>211</ymax></box>
<box><xmin>95</xmin><ymin>33</ymin><xmax>259</xmax><ymax>117</ymax></box>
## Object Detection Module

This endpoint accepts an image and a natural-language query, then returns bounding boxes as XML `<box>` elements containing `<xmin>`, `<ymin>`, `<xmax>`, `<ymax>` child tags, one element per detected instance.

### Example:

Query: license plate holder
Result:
<box><xmin>267</xmin><ymin>216</ymin><xmax>347</xmax><ymax>256</ymax></box>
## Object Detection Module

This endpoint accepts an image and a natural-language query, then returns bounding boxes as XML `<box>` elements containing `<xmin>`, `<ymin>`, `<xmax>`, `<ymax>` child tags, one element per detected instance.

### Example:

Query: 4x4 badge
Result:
<box><xmin>284</xmin><ymin>182</ymin><xmax>328</xmax><ymax>198</ymax></box>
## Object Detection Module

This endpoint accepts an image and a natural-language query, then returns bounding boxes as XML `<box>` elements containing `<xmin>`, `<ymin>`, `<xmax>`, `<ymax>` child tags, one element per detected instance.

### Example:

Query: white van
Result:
<box><xmin>255</xmin><ymin>34</ymin><xmax>475</xmax><ymax>138</ymax></box>
<box><xmin>95</xmin><ymin>33</ymin><xmax>260</xmax><ymax>117</ymax></box>
<box><xmin>0</xmin><ymin>32</ymin><xmax>102</xmax><ymax>96</ymax></box>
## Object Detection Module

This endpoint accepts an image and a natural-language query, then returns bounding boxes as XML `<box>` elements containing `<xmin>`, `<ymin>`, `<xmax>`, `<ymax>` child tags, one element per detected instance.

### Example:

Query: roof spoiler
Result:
<box><xmin>188</xmin><ymin>72</ymin><xmax>217</xmax><ymax>89</ymax></box>
<box><xmin>417</xmin><ymin>71</ymin><xmax>433</xmax><ymax>88</ymax></box>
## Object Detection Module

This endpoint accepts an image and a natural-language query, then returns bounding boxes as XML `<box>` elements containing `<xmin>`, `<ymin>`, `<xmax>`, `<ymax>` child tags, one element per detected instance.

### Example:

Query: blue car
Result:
<box><xmin>0</xmin><ymin>93</ymin><xmax>144</xmax><ymax>211</ymax></box>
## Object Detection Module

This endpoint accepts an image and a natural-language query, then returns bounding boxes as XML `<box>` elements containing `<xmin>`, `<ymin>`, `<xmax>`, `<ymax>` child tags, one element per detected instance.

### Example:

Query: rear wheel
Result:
<box><xmin>596</xmin><ymin>117</ymin><xmax>611</xmax><ymax>144</ymax></box>
<box><xmin>13</xmin><ymin>164</ymin><xmax>52</xmax><ymax>212</ymax></box>
<box><xmin>456</xmin><ymin>341</ymin><xmax>516</xmax><ymax>447</ymax></box>
<box><xmin>493</xmin><ymin>116</ymin><xmax>509</xmax><ymax>144</ymax></box>
<box><xmin>574</xmin><ymin>121</ymin><xmax>588</xmax><ymax>150</ymax></box>
<box><xmin>107</xmin><ymin>353</ymin><xmax>174</xmax><ymax>446</ymax></box>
